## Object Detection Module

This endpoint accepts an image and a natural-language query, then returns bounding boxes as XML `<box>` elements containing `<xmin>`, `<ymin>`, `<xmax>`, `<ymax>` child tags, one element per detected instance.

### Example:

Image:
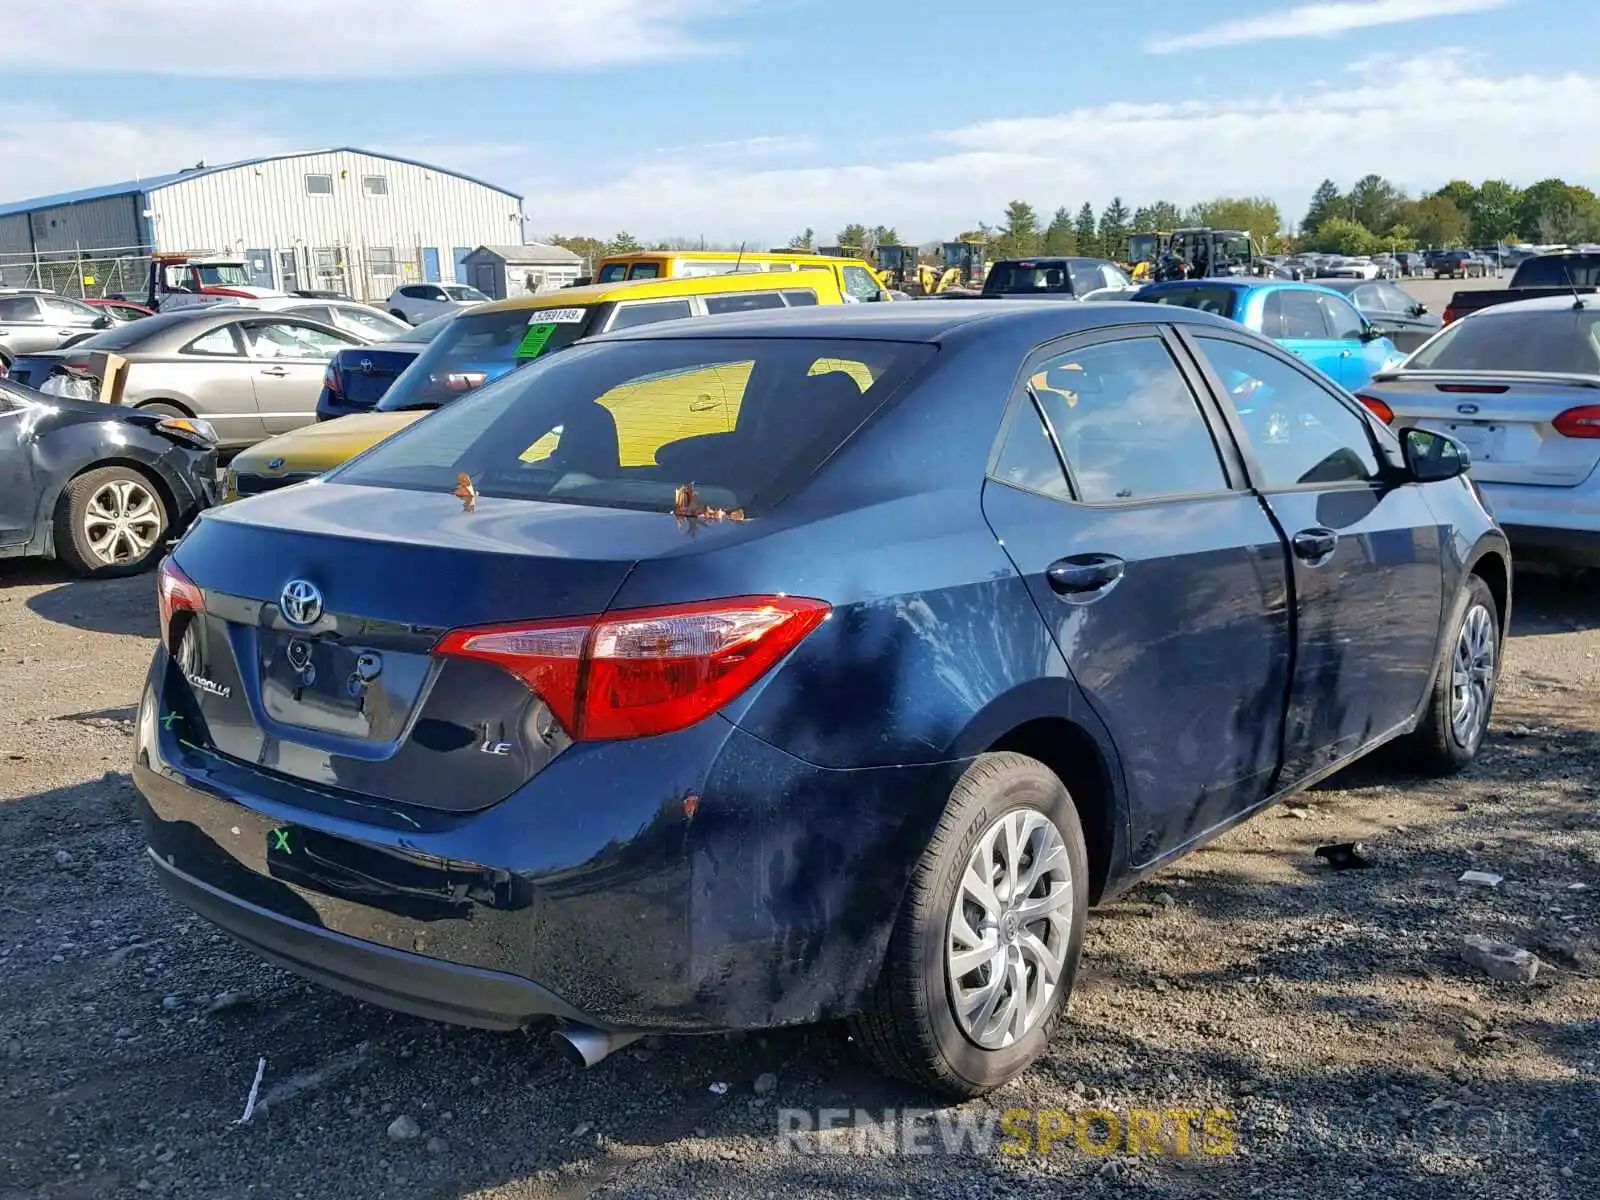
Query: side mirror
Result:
<box><xmin>1401</xmin><ymin>426</ymin><xmax>1471</xmax><ymax>482</ymax></box>
<box><xmin>1359</xmin><ymin>324</ymin><xmax>1386</xmax><ymax>342</ymax></box>
<box><xmin>1409</xmin><ymin>303</ymin><xmax>1428</xmax><ymax>317</ymax></box>
<box><xmin>92</xmin><ymin>315</ymin><xmax>113</xmax><ymax>329</ymax></box>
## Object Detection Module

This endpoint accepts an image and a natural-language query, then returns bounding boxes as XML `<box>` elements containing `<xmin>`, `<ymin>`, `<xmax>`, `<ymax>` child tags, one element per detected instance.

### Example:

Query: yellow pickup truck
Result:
<box><xmin>224</xmin><ymin>268</ymin><xmax>848</xmax><ymax>501</ymax></box>
<box><xmin>593</xmin><ymin>249</ymin><xmax>889</xmax><ymax>303</ymax></box>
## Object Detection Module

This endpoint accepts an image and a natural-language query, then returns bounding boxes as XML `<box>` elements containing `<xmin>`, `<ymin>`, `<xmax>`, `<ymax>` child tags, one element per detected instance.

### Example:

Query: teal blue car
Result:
<box><xmin>1131</xmin><ymin>279</ymin><xmax>1407</xmax><ymax>391</ymax></box>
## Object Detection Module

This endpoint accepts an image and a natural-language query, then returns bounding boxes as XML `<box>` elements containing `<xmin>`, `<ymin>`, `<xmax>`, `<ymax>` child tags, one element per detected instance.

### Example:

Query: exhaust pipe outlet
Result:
<box><xmin>550</xmin><ymin>1025</ymin><xmax>643</xmax><ymax>1069</ymax></box>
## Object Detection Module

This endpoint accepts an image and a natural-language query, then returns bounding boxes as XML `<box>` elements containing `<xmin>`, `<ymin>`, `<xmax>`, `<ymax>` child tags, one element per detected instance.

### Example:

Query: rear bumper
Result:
<box><xmin>133</xmin><ymin>649</ymin><xmax>962</xmax><ymax>1033</ymax></box>
<box><xmin>147</xmin><ymin>844</ymin><xmax>590</xmax><ymax>1030</ymax></box>
<box><xmin>314</xmin><ymin>388</ymin><xmax>379</xmax><ymax>422</ymax></box>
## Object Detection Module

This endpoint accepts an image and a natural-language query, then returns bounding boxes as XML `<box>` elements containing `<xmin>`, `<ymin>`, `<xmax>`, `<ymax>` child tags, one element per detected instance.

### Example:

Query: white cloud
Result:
<box><xmin>0</xmin><ymin>0</ymin><xmax>740</xmax><ymax>77</ymax></box>
<box><xmin>517</xmin><ymin>52</ymin><xmax>1600</xmax><ymax>242</ymax></box>
<box><xmin>1149</xmin><ymin>0</ymin><xmax>1513</xmax><ymax>54</ymax></box>
<box><xmin>0</xmin><ymin>108</ymin><xmax>291</xmax><ymax>203</ymax></box>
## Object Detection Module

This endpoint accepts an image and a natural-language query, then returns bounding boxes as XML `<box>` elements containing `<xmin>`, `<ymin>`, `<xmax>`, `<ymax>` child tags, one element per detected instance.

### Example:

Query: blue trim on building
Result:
<box><xmin>0</xmin><ymin>147</ymin><xmax>524</xmax><ymax>219</ymax></box>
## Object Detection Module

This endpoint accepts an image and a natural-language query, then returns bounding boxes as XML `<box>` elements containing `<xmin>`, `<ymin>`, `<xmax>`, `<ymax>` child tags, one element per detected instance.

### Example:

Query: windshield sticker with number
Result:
<box><xmin>530</xmin><ymin>308</ymin><xmax>586</xmax><ymax>325</ymax></box>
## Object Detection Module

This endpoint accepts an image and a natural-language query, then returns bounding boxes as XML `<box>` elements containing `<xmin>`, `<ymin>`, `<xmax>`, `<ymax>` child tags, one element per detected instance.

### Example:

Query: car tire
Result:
<box><xmin>52</xmin><ymin>465</ymin><xmax>170</xmax><ymax>578</ymax></box>
<box><xmin>849</xmin><ymin>752</ymin><xmax>1088</xmax><ymax>1098</ymax></box>
<box><xmin>1400</xmin><ymin>574</ymin><xmax>1499</xmax><ymax>776</ymax></box>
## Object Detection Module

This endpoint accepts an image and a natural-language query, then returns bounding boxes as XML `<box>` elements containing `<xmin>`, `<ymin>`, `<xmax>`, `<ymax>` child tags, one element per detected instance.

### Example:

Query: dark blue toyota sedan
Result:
<box><xmin>134</xmin><ymin>301</ymin><xmax>1509</xmax><ymax>1097</ymax></box>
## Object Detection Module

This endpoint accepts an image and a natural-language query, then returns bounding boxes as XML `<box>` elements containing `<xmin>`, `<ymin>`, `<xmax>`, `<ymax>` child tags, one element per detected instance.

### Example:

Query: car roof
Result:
<box><xmin>472</xmin><ymin>268</ymin><xmax>842</xmax><ymax>312</ymax></box>
<box><xmin>1467</xmin><ymin>294</ymin><xmax>1600</xmax><ymax>316</ymax></box>
<box><xmin>989</xmin><ymin>256</ymin><xmax>1110</xmax><ymax>266</ymax></box>
<box><xmin>1136</xmin><ymin>278</ymin><xmax>1352</xmax><ymax>300</ymax></box>
<box><xmin>596</xmin><ymin>249</ymin><xmax>873</xmax><ymax>268</ymax></box>
<box><xmin>591</xmin><ymin>298</ymin><xmax>1240</xmax><ymax>346</ymax></box>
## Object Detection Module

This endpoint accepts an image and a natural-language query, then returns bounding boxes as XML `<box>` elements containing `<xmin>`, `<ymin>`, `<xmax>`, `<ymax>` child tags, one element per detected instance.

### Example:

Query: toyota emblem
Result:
<box><xmin>358</xmin><ymin>358</ymin><xmax>374</xmax><ymax>374</ymax></box>
<box><xmin>280</xmin><ymin>579</ymin><xmax>323</xmax><ymax>627</ymax></box>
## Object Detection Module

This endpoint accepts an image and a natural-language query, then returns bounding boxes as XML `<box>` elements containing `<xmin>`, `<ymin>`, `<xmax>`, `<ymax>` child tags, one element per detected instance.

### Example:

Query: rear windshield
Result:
<box><xmin>67</xmin><ymin>311</ymin><xmax>200</xmax><ymax>350</ymax></box>
<box><xmin>1511</xmin><ymin>256</ymin><xmax>1600</xmax><ymax>288</ymax></box>
<box><xmin>333</xmin><ymin>337</ymin><xmax>935</xmax><ymax>516</ymax></box>
<box><xmin>1131</xmin><ymin>285</ymin><xmax>1239</xmax><ymax>318</ymax></box>
<box><xmin>1407</xmin><ymin>308</ymin><xmax>1600</xmax><ymax>374</ymax></box>
<box><xmin>377</xmin><ymin>306</ymin><xmax>598</xmax><ymax>411</ymax></box>
<box><xmin>983</xmin><ymin>263</ymin><xmax>1074</xmax><ymax>294</ymax></box>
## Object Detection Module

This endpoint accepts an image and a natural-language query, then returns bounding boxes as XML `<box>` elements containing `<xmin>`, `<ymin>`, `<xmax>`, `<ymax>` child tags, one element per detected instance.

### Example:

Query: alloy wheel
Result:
<box><xmin>1450</xmin><ymin>603</ymin><xmax>1496</xmax><ymax>747</ymax></box>
<box><xmin>82</xmin><ymin>479</ymin><xmax>162</xmax><ymax>565</ymax></box>
<box><xmin>946</xmin><ymin>807</ymin><xmax>1074</xmax><ymax>1050</ymax></box>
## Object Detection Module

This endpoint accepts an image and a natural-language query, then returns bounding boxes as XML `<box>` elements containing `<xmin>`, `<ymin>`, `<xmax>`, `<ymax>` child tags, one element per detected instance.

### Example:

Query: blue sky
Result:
<box><xmin>0</xmin><ymin>0</ymin><xmax>1595</xmax><ymax>243</ymax></box>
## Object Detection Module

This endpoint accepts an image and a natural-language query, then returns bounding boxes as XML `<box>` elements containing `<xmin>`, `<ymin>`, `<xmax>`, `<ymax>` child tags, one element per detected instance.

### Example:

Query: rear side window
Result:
<box><xmin>627</xmin><ymin>263</ymin><xmax>662</xmax><ymax>280</ymax></box>
<box><xmin>609</xmin><ymin>299</ymin><xmax>693</xmax><ymax>330</ymax></box>
<box><xmin>1407</xmin><ymin>309</ymin><xmax>1600</xmax><ymax>374</ymax></box>
<box><xmin>1261</xmin><ymin>290</ymin><xmax>1330</xmax><ymax>339</ymax></box>
<box><xmin>597</xmin><ymin>264</ymin><xmax>630</xmax><ymax>283</ymax></box>
<box><xmin>333</xmin><ymin>337</ymin><xmax>935</xmax><ymax>516</ymax></box>
<box><xmin>704</xmin><ymin>292</ymin><xmax>785</xmax><ymax>315</ymax></box>
<box><xmin>1133</xmin><ymin>286</ymin><xmax>1238</xmax><ymax>317</ymax></box>
<box><xmin>1512</xmin><ymin>256</ymin><xmax>1600</xmax><ymax>287</ymax></box>
<box><xmin>0</xmin><ymin>296</ymin><xmax>39</xmax><ymax>321</ymax></box>
<box><xmin>992</xmin><ymin>396</ymin><xmax>1072</xmax><ymax>500</ymax></box>
<box><xmin>1028</xmin><ymin>337</ymin><xmax>1229</xmax><ymax>503</ymax></box>
<box><xmin>782</xmin><ymin>289</ymin><xmax>819</xmax><ymax>306</ymax></box>
<box><xmin>183</xmin><ymin>325</ymin><xmax>244</xmax><ymax>357</ymax></box>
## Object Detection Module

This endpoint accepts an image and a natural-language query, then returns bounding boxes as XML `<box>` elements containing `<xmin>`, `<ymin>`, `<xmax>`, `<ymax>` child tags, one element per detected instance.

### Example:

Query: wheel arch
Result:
<box><xmin>1466</xmin><ymin>543</ymin><xmax>1510</xmax><ymax>642</ymax></box>
<box><xmin>134</xmin><ymin>397</ymin><xmax>196</xmax><ymax>418</ymax></box>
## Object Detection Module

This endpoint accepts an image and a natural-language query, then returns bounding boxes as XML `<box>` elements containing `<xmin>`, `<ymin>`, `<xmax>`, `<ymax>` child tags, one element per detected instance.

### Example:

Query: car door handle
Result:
<box><xmin>1291</xmin><ymin>528</ymin><xmax>1339</xmax><ymax>561</ymax></box>
<box><xmin>1046</xmin><ymin>554</ymin><xmax>1126</xmax><ymax>596</ymax></box>
<box><xmin>259</xmin><ymin>366</ymin><xmax>290</xmax><ymax>377</ymax></box>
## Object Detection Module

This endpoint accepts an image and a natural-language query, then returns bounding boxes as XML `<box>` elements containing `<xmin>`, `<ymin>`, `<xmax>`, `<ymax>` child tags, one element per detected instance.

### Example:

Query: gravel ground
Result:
<box><xmin>4</xmin><ymin>457</ymin><xmax>1598</xmax><ymax>1196</ymax></box>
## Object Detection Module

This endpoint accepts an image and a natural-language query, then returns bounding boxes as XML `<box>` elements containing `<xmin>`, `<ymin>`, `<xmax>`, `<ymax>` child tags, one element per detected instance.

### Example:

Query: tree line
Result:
<box><xmin>543</xmin><ymin>176</ymin><xmax>1598</xmax><ymax>268</ymax></box>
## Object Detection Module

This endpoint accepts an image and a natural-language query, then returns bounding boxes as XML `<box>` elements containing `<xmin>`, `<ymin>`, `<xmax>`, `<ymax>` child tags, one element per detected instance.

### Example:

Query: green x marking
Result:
<box><xmin>270</xmin><ymin>830</ymin><xmax>292</xmax><ymax>854</ymax></box>
<box><xmin>160</xmin><ymin>711</ymin><xmax>181</xmax><ymax>730</ymax></box>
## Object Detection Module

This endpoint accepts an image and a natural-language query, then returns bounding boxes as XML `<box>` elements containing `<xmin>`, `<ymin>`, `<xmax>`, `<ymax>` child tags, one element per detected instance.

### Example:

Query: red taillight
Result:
<box><xmin>1355</xmin><ymin>393</ymin><xmax>1394</xmax><ymax>423</ymax></box>
<box><xmin>1553</xmin><ymin>404</ymin><xmax>1600</xmax><ymax>439</ymax></box>
<box><xmin>434</xmin><ymin>595</ymin><xmax>831</xmax><ymax>741</ymax></box>
<box><xmin>1443</xmin><ymin>307</ymin><xmax>1458</xmax><ymax>324</ymax></box>
<box><xmin>156</xmin><ymin>557</ymin><xmax>204</xmax><ymax>652</ymax></box>
<box><xmin>324</xmin><ymin>363</ymin><xmax>342</xmax><ymax>395</ymax></box>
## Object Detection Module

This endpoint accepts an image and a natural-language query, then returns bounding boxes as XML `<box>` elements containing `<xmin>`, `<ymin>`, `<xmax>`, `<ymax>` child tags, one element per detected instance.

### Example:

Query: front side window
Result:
<box><xmin>243</xmin><ymin>321</ymin><xmax>353</xmax><ymax>359</ymax></box>
<box><xmin>1028</xmin><ymin>337</ymin><xmax>1229</xmax><ymax>503</ymax></box>
<box><xmin>626</xmin><ymin>263</ymin><xmax>662</xmax><ymax>280</ymax></box>
<box><xmin>782</xmin><ymin>289</ymin><xmax>819</xmax><ymax>307</ymax></box>
<box><xmin>842</xmin><ymin>266</ymin><xmax>881</xmax><ymax>301</ymax></box>
<box><xmin>334</xmin><ymin>337</ymin><xmax>935</xmax><ymax>516</ymax></box>
<box><xmin>597</xmin><ymin>263</ymin><xmax>630</xmax><ymax>283</ymax></box>
<box><xmin>1317</xmin><ymin>293</ymin><xmax>1366</xmax><ymax>340</ymax></box>
<box><xmin>1196</xmin><ymin>336</ymin><xmax>1380</xmax><ymax>488</ymax></box>
<box><xmin>40</xmin><ymin>296</ymin><xmax>99</xmax><ymax>325</ymax></box>
<box><xmin>195</xmin><ymin>263</ymin><xmax>250</xmax><ymax>287</ymax></box>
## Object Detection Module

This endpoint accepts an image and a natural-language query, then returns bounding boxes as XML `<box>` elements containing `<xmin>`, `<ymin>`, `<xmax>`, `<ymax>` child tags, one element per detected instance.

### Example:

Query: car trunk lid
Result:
<box><xmin>335</xmin><ymin>345</ymin><xmax>423</xmax><ymax>407</ymax></box>
<box><xmin>1366</xmin><ymin>371</ymin><xmax>1600</xmax><ymax>485</ymax></box>
<box><xmin>164</xmin><ymin>482</ymin><xmax>734</xmax><ymax>813</ymax></box>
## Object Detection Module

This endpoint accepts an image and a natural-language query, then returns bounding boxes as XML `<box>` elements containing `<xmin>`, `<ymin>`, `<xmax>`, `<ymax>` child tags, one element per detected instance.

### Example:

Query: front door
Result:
<box><xmin>1314</xmin><ymin>291</ymin><xmax>1393</xmax><ymax>390</ymax></box>
<box><xmin>0</xmin><ymin>394</ymin><xmax>37</xmax><ymax>545</ymax></box>
<box><xmin>422</xmin><ymin>248</ymin><xmax>442</xmax><ymax>283</ymax></box>
<box><xmin>240</xmin><ymin>319</ymin><xmax>358</xmax><ymax>434</ymax></box>
<box><xmin>1184</xmin><ymin>331</ymin><xmax>1445</xmax><ymax>786</ymax></box>
<box><xmin>981</xmin><ymin>328</ymin><xmax>1292</xmax><ymax>865</ymax></box>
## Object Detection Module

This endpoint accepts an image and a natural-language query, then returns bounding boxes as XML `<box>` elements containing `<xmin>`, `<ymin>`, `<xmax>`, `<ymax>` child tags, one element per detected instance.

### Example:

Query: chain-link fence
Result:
<box><xmin>0</xmin><ymin>245</ymin><xmax>153</xmax><ymax>299</ymax></box>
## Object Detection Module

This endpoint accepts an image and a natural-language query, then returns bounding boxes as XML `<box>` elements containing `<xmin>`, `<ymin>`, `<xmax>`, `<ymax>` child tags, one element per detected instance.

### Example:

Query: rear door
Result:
<box><xmin>0</xmin><ymin>387</ymin><xmax>37</xmax><ymax>544</ymax></box>
<box><xmin>0</xmin><ymin>295</ymin><xmax>51</xmax><ymax>356</ymax></box>
<box><xmin>1181</xmin><ymin>330</ymin><xmax>1445</xmax><ymax>784</ymax></box>
<box><xmin>242</xmin><ymin>319</ymin><xmax>361</xmax><ymax>434</ymax></box>
<box><xmin>1255</xmin><ymin>288</ymin><xmax>1348</xmax><ymax>383</ymax></box>
<box><xmin>980</xmin><ymin>326</ymin><xmax>1293</xmax><ymax>865</ymax></box>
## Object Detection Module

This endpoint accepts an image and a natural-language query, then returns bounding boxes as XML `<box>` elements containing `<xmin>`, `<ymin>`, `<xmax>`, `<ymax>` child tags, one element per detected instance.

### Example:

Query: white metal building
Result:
<box><xmin>0</xmin><ymin>148</ymin><xmax>526</xmax><ymax>300</ymax></box>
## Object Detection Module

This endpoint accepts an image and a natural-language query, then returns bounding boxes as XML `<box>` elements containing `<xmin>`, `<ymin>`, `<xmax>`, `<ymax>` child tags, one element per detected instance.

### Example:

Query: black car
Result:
<box><xmin>136</xmin><ymin>301</ymin><xmax>1507</xmax><ymax>1096</ymax></box>
<box><xmin>315</xmin><ymin>310</ymin><xmax>458</xmax><ymax>421</ymax></box>
<box><xmin>979</xmin><ymin>257</ymin><xmax>1137</xmax><ymax>299</ymax></box>
<box><xmin>0</xmin><ymin>380</ymin><xmax>217</xmax><ymax>576</ymax></box>
<box><xmin>1316</xmin><ymin>279</ymin><xmax>1444</xmax><ymax>352</ymax></box>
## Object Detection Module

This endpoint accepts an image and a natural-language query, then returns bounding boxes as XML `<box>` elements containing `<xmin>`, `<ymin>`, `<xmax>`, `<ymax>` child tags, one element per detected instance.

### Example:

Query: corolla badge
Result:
<box><xmin>280</xmin><ymin>579</ymin><xmax>323</xmax><ymax>627</ymax></box>
<box><xmin>1457</xmin><ymin>403</ymin><xmax>1481</xmax><ymax>415</ymax></box>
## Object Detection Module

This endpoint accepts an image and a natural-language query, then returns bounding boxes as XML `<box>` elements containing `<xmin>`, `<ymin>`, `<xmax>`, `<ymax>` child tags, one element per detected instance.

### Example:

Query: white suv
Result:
<box><xmin>385</xmin><ymin>283</ymin><xmax>489</xmax><ymax>324</ymax></box>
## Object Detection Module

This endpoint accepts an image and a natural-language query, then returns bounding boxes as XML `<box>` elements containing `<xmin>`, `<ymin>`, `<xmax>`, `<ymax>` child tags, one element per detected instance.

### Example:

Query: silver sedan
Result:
<box><xmin>3</xmin><ymin>309</ymin><xmax>373</xmax><ymax>448</ymax></box>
